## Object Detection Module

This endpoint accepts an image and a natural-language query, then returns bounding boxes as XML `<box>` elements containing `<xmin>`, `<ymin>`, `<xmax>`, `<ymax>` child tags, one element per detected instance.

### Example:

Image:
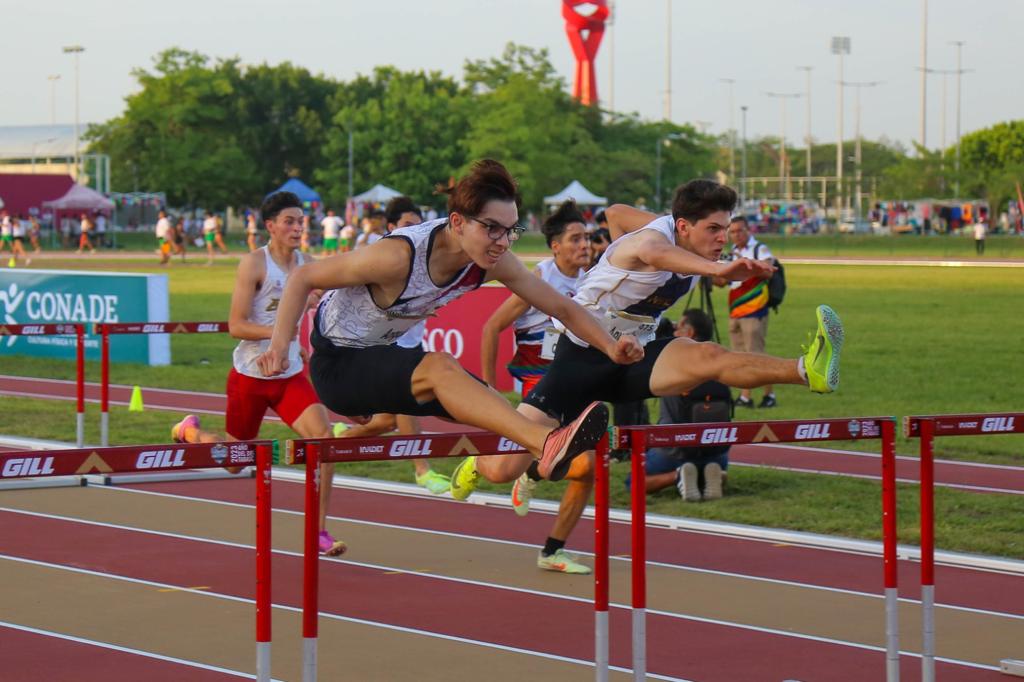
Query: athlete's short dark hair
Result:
<box><xmin>439</xmin><ymin>159</ymin><xmax>521</xmax><ymax>217</ymax></box>
<box><xmin>729</xmin><ymin>215</ymin><xmax>749</xmax><ymax>228</ymax></box>
<box><xmin>671</xmin><ymin>179</ymin><xmax>737</xmax><ymax>224</ymax></box>
<box><xmin>385</xmin><ymin>196</ymin><xmax>422</xmax><ymax>227</ymax></box>
<box><xmin>681</xmin><ymin>308</ymin><xmax>714</xmax><ymax>343</ymax></box>
<box><xmin>542</xmin><ymin>200</ymin><xmax>586</xmax><ymax>247</ymax></box>
<box><xmin>261</xmin><ymin>191</ymin><xmax>303</xmax><ymax>225</ymax></box>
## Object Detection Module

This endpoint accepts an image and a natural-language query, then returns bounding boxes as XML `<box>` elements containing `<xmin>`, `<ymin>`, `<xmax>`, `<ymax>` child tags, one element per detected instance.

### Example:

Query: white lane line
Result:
<box><xmin>0</xmin><ymin>554</ymin><xmax>689</xmax><ymax>682</ymax></box>
<box><xmin>94</xmin><ymin>483</ymin><xmax>1024</xmax><ymax>616</ymax></box>
<box><xmin>729</xmin><ymin>462</ymin><xmax>1024</xmax><ymax>496</ymax></box>
<box><xmin>3</xmin><ymin>499</ymin><xmax>1022</xmax><ymax>667</ymax></box>
<box><xmin>0</xmin><ymin>620</ymin><xmax>274</xmax><ymax>680</ymax></box>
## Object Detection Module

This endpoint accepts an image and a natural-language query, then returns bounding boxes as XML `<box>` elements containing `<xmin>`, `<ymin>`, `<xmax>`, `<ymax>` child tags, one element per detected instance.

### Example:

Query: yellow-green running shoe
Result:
<box><xmin>803</xmin><ymin>305</ymin><xmax>844</xmax><ymax>393</ymax></box>
<box><xmin>450</xmin><ymin>456</ymin><xmax>480</xmax><ymax>501</ymax></box>
<box><xmin>415</xmin><ymin>469</ymin><xmax>451</xmax><ymax>495</ymax></box>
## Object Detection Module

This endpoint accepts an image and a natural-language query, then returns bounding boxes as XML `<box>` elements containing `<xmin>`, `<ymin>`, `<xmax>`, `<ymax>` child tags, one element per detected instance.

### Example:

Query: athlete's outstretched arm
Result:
<box><xmin>256</xmin><ymin>240</ymin><xmax>410</xmax><ymax>377</ymax></box>
<box><xmin>491</xmin><ymin>255</ymin><xmax>643</xmax><ymax>365</ymax></box>
<box><xmin>481</xmin><ymin>293</ymin><xmax>531</xmax><ymax>388</ymax></box>
<box><xmin>605</xmin><ymin>204</ymin><xmax>657</xmax><ymax>241</ymax></box>
<box><xmin>632</xmin><ymin>230</ymin><xmax>774</xmax><ymax>281</ymax></box>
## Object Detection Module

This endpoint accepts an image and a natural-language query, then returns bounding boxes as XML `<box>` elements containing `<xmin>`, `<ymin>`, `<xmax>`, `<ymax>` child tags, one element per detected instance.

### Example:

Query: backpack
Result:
<box><xmin>755</xmin><ymin>243</ymin><xmax>786</xmax><ymax>312</ymax></box>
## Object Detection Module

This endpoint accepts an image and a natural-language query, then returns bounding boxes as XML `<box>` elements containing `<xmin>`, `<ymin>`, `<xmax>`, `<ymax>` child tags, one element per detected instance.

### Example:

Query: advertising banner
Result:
<box><xmin>300</xmin><ymin>284</ymin><xmax>516</xmax><ymax>391</ymax></box>
<box><xmin>0</xmin><ymin>269</ymin><xmax>170</xmax><ymax>365</ymax></box>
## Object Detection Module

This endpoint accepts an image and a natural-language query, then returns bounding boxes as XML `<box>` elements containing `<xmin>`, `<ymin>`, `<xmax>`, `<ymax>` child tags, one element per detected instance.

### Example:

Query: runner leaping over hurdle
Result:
<box><xmin>257</xmin><ymin>159</ymin><xmax>645</xmax><ymax>488</ymax></box>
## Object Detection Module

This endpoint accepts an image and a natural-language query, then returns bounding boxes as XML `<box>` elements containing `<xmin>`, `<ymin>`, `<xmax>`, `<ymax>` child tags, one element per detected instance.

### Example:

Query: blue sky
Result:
<box><xmin>3</xmin><ymin>0</ymin><xmax>1019</xmax><ymax>149</ymax></box>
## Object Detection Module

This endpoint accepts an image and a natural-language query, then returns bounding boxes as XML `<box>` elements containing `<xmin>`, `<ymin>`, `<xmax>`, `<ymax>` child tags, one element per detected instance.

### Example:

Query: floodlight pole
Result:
<box><xmin>740</xmin><ymin>105</ymin><xmax>748</xmax><ymax>204</ymax></box>
<box><xmin>720</xmin><ymin>78</ymin><xmax>736</xmax><ymax>182</ymax></box>
<box><xmin>797</xmin><ymin>66</ymin><xmax>813</xmax><ymax>196</ymax></box>
<box><xmin>47</xmin><ymin>75</ymin><xmax>61</xmax><ymax>126</ymax></box>
<box><xmin>831</xmin><ymin>36</ymin><xmax>850</xmax><ymax>221</ymax></box>
<box><xmin>765</xmin><ymin>92</ymin><xmax>802</xmax><ymax>200</ymax></box>
<box><xmin>62</xmin><ymin>45</ymin><xmax>85</xmax><ymax>183</ymax></box>
<box><xmin>920</xmin><ymin>0</ymin><xmax>929</xmax><ymax>151</ymax></box>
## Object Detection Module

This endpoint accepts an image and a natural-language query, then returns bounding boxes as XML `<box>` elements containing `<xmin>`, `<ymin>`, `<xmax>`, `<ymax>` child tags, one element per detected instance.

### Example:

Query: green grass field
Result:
<box><xmin>2</xmin><ymin>253</ymin><xmax>1023</xmax><ymax>559</ymax></box>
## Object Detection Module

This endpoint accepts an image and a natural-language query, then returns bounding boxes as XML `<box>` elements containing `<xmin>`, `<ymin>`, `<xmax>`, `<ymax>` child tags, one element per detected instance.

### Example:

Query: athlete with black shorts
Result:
<box><xmin>257</xmin><ymin>160</ymin><xmax>644</xmax><ymax>497</ymax></box>
<box><xmin>511</xmin><ymin>179</ymin><xmax>843</xmax><ymax>435</ymax></box>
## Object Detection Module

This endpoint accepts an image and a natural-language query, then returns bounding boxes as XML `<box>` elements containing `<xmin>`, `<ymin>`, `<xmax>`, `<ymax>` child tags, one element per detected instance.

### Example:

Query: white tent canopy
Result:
<box><xmin>352</xmin><ymin>183</ymin><xmax>402</xmax><ymax>204</ymax></box>
<box><xmin>543</xmin><ymin>180</ymin><xmax>607</xmax><ymax>206</ymax></box>
<box><xmin>42</xmin><ymin>183</ymin><xmax>114</xmax><ymax>211</ymax></box>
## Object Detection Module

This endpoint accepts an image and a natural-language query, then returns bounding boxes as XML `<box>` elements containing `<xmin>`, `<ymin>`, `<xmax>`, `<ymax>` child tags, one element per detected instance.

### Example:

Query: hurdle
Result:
<box><xmin>610</xmin><ymin>416</ymin><xmax>898</xmax><ymax>682</ymax></box>
<box><xmin>904</xmin><ymin>411</ymin><xmax>1024</xmax><ymax>682</ymax></box>
<box><xmin>0</xmin><ymin>323</ymin><xmax>86</xmax><ymax>447</ymax></box>
<box><xmin>287</xmin><ymin>430</ymin><xmax>536</xmax><ymax>682</ymax></box>
<box><xmin>95</xmin><ymin>321</ymin><xmax>229</xmax><ymax>447</ymax></box>
<box><xmin>0</xmin><ymin>437</ymin><xmax>277</xmax><ymax>681</ymax></box>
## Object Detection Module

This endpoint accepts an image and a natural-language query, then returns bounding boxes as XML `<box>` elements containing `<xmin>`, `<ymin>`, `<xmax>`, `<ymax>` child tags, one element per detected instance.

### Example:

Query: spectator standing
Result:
<box><xmin>10</xmin><ymin>216</ymin><xmax>30</xmax><ymax>266</ymax></box>
<box><xmin>213</xmin><ymin>213</ymin><xmax>229</xmax><ymax>254</ymax></box>
<box><xmin>0</xmin><ymin>212</ymin><xmax>12</xmax><ymax>256</ymax></box>
<box><xmin>320</xmin><ymin>209</ymin><xmax>343</xmax><ymax>256</ymax></box>
<box><xmin>974</xmin><ymin>217</ymin><xmax>987</xmax><ymax>255</ymax></box>
<box><xmin>172</xmin><ymin>216</ymin><xmax>187</xmax><ymax>261</ymax></box>
<box><xmin>202</xmin><ymin>212</ymin><xmax>219</xmax><ymax>264</ymax></box>
<box><xmin>77</xmin><ymin>213</ymin><xmax>96</xmax><ymax>254</ymax></box>
<box><xmin>246</xmin><ymin>213</ymin><xmax>259</xmax><ymax>252</ymax></box>
<box><xmin>95</xmin><ymin>213</ymin><xmax>107</xmax><ymax>248</ymax></box>
<box><xmin>338</xmin><ymin>222</ymin><xmax>356</xmax><ymax>252</ymax></box>
<box><xmin>717</xmin><ymin>216</ymin><xmax>776</xmax><ymax>408</ymax></box>
<box><xmin>155</xmin><ymin>210</ymin><xmax>172</xmax><ymax>265</ymax></box>
<box><xmin>28</xmin><ymin>216</ymin><xmax>42</xmax><ymax>254</ymax></box>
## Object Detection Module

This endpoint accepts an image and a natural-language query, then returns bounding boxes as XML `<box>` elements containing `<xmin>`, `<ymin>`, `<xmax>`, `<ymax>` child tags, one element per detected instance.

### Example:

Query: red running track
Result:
<box><xmin>0</xmin><ymin>487</ymin><xmax>1007</xmax><ymax>682</ymax></box>
<box><xmin>5</xmin><ymin>374</ymin><xmax>1023</xmax><ymax>495</ymax></box>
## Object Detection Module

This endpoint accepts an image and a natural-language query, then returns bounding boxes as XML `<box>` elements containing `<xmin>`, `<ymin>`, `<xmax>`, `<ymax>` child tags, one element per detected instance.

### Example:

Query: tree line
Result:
<box><xmin>87</xmin><ymin>44</ymin><xmax>1023</xmax><ymax>216</ymax></box>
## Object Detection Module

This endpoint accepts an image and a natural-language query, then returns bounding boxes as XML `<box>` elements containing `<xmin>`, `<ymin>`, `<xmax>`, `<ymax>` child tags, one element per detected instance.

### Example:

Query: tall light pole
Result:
<box><xmin>920</xmin><ymin>0</ymin><xmax>929</xmax><ymax>151</ymax></box>
<box><xmin>607</xmin><ymin>1</ymin><xmax>615</xmax><ymax>113</ymax></box>
<box><xmin>62</xmin><ymin>45</ymin><xmax>85</xmax><ymax>182</ymax></box>
<box><xmin>797</xmin><ymin>66</ymin><xmax>813</xmax><ymax>194</ymax></box>
<box><xmin>47</xmin><ymin>75</ymin><xmax>61</xmax><ymax>126</ymax></box>
<box><xmin>950</xmin><ymin>40</ymin><xmax>969</xmax><ymax>196</ymax></box>
<box><xmin>765</xmin><ymin>92</ymin><xmax>802</xmax><ymax>200</ymax></box>
<box><xmin>720</xmin><ymin>78</ymin><xmax>736</xmax><ymax>182</ymax></box>
<box><xmin>740</xmin><ymin>105</ymin><xmax>748</xmax><ymax>204</ymax></box>
<box><xmin>841</xmin><ymin>80</ymin><xmax>883</xmax><ymax>225</ymax></box>
<box><xmin>831</xmin><ymin>36</ymin><xmax>850</xmax><ymax>218</ymax></box>
<box><xmin>664</xmin><ymin>0</ymin><xmax>672</xmax><ymax>121</ymax></box>
<box><xmin>655</xmin><ymin>132</ymin><xmax>684</xmax><ymax>211</ymax></box>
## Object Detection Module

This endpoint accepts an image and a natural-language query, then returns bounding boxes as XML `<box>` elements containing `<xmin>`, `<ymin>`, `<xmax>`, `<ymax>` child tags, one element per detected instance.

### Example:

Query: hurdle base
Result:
<box><xmin>84</xmin><ymin>467</ymin><xmax>254</xmax><ymax>486</ymax></box>
<box><xmin>302</xmin><ymin>637</ymin><xmax>317</xmax><ymax>682</ymax></box>
<box><xmin>0</xmin><ymin>476</ymin><xmax>86</xmax><ymax>491</ymax></box>
<box><xmin>1002</xmin><ymin>659</ymin><xmax>1024</xmax><ymax>677</ymax></box>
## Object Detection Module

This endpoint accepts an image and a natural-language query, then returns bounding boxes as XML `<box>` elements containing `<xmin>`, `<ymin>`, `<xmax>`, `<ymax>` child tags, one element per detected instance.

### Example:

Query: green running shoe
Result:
<box><xmin>450</xmin><ymin>456</ymin><xmax>480</xmax><ymax>501</ymax></box>
<box><xmin>537</xmin><ymin>548</ymin><xmax>592</xmax><ymax>575</ymax></box>
<box><xmin>803</xmin><ymin>305</ymin><xmax>844</xmax><ymax>393</ymax></box>
<box><xmin>415</xmin><ymin>469</ymin><xmax>451</xmax><ymax>495</ymax></box>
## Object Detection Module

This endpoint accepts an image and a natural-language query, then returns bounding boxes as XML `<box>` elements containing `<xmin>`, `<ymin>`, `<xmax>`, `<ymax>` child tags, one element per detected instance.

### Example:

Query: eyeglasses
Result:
<box><xmin>466</xmin><ymin>216</ymin><xmax>525</xmax><ymax>242</ymax></box>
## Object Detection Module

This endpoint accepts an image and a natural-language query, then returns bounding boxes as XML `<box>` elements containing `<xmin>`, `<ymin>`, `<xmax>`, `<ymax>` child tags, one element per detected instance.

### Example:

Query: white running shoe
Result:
<box><xmin>511</xmin><ymin>473</ymin><xmax>536</xmax><ymax>517</ymax></box>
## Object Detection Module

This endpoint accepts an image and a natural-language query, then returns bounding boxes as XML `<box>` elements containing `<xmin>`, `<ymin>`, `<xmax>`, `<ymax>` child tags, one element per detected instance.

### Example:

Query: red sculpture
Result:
<box><xmin>562</xmin><ymin>0</ymin><xmax>609</xmax><ymax>106</ymax></box>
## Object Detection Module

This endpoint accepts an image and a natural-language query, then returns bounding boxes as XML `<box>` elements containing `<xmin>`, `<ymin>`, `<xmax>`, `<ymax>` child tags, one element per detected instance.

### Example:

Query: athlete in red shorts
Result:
<box><xmin>171</xmin><ymin>191</ymin><xmax>347</xmax><ymax>556</ymax></box>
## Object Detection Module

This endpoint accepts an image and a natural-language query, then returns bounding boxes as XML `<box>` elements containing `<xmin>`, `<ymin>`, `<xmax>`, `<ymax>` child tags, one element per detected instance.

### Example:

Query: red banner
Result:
<box><xmin>616</xmin><ymin>417</ymin><xmax>892</xmax><ymax>449</ymax></box>
<box><xmin>0</xmin><ymin>440</ymin><xmax>272</xmax><ymax>479</ymax></box>
<box><xmin>300</xmin><ymin>285</ymin><xmax>516</xmax><ymax>391</ymax></box>
<box><xmin>98</xmin><ymin>321</ymin><xmax>228</xmax><ymax>334</ymax></box>
<box><xmin>288</xmin><ymin>431</ymin><xmax>529</xmax><ymax>465</ymax></box>
<box><xmin>0</xmin><ymin>323</ymin><xmax>80</xmax><ymax>336</ymax></box>
<box><xmin>904</xmin><ymin>413</ymin><xmax>1024</xmax><ymax>438</ymax></box>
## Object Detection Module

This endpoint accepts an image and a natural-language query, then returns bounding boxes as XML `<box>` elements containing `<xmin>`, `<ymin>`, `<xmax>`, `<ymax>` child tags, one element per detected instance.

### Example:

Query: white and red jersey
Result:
<box><xmin>316</xmin><ymin>219</ymin><xmax>485</xmax><ymax>348</ymax></box>
<box><xmin>514</xmin><ymin>258</ymin><xmax>582</xmax><ymax>345</ymax></box>
<box><xmin>233</xmin><ymin>247</ymin><xmax>309</xmax><ymax>379</ymax></box>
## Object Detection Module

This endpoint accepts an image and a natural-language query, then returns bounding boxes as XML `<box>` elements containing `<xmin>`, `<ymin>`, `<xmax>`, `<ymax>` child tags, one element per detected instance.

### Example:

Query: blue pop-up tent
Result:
<box><xmin>269</xmin><ymin>178</ymin><xmax>321</xmax><ymax>205</ymax></box>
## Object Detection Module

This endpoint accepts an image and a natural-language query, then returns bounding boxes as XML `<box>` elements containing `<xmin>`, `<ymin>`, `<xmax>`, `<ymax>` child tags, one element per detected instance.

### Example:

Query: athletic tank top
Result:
<box><xmin>514</xmin><ymin>258</ymin><xmax>582</xmax><ymax>345</ymax></box>
<box><xmin>232</xmin><ymin>247</ymin><xmax>307</xmax><ymax>379</ymax></box>
<box><xmin>316</xmin><ymin>218</ymin><xmax>486</xmax><ymax>348</ymax></box>
<box><xmin>561</xmin><ymin>215</ymin><xmax>697</xmax><ymax>347</ymax></box>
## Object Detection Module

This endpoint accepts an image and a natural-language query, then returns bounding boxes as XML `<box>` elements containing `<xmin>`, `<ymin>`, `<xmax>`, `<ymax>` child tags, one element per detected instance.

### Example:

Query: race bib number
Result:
<box><xmin>540</xmin><ymin>328</ymin><xmax>561</xmax><ymax>360</ymax></box>
<box><xmin>603</xmin><ymin>310</ymin><xmax>657</xmax><ymax>346</ymax></box>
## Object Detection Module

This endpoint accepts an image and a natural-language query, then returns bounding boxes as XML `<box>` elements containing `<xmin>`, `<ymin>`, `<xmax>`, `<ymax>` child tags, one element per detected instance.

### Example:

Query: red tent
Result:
<box><xmin>0</xmin><ymin>173</ymin><xmax>75</xmax><ymax>217</ymax></box>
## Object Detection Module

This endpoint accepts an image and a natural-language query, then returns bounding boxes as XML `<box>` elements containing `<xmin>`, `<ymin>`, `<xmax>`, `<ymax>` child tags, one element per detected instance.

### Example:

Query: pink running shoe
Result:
<box><xmin>319</xmin><ymin>531</ymin><xmax>348</xmax><ymax>557</ymax></box>
<box><xmin>538</xmin><ymin>402</ymin><xmax>609</xmax><ymax>482</ymax></box>
<box><xmin>171</xmin><ymin>414</ymin><xmax>200</xmax><ymax>444</ymax></box>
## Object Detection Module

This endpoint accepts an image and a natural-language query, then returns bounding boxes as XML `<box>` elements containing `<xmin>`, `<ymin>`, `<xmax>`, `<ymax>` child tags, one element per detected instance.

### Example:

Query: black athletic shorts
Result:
<box><xmin>523</xmin><ymin>335</ymin><xmax>674</xmax><ymax>425</ymax></box>
<box><xmin>309</xmin><ymin>324</ymin><xmax>452</xmax><ymax>419</ymax></box>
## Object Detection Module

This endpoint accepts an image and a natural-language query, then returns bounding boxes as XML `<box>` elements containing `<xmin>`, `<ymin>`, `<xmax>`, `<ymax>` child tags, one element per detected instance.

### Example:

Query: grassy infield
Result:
<box><xmin>2</xmin><ymin>234</ymin><xmax>1023</xmax><ymax>559</ymax></box>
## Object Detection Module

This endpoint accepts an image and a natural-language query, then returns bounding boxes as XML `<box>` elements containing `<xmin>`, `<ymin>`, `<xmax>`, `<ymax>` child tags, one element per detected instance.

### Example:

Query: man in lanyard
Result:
<box><xmin>719</xmin><ymin>216</ymin><xmax>777</xmax><ymax>408</ymax></box>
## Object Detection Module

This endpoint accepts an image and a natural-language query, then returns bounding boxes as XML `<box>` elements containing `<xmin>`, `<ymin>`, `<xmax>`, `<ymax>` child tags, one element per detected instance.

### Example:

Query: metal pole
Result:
<box><xmin>952</xmin><ymin>40</ymin><xmax>965</xmax><ymax>196</ymax></box>
<box><xmin>630</xmin><ymin>432</ymin><xmax>647</xmax><ymax>682</ymax></box>
<box><xmin>838</xmin><ymin>50</ymin><xmax>844</xmax><ymax>216</ymax></box>
<box><xmin>594</xmin><ymin>434</ymin><xmax>610</xmax><ymax>682</ymax></box>
<box><xmin>75</xmin><ymin>324</ymin><xmax>85</xmax><ymax>448</ymax></box>
<box><xmin>920</xmin><ymin>420</ymin><xmax>936</xmax><ymax>682</ymax></box>
<box><xmin>920</xmin><ymin>0</ymin><xmax>928</xmax><ymax>151</ymax></box>
<box><xmin>720</xmin><ymin>78</ymin><xmax>736</xmax><ymax>182</ymax></box>
<box><xmin>346</xmin><ymin>130</ymin><xmax>354</xmax><ymax>201</ymax></box>
<box><xmin>62</xmin><ymin>46</ymin><xmax>85</xmax><ymax>183</ymax></box>
<box><xmin>855</xmin><ymin>85</ymin><xmax>862</xmax><ymax>225</ymax></box>
<box><xmin>48</xmin><ymin>75</ymin><xmax>60</xmax><ymax>126</ymax></box>
<box><xmin>256</xmin><ymin>443</ymin><xmax>273</xmax><ymax>682</ymax></box>
<box><xmin>302</xmin><ymin>444</ymin><xmax>321</xmax><ymax>682</ymax></box>
<box><xmin>655</xmin><ymin>137</ymin><xmax>662</xmax><ymax>212</ymax></box>
<box><xmin>799</xmin><ymin>66</ymin><xmax>813</xmax><ymax>194</ymax></box>
<box><xmin>664</xmin><ymin>0</ymin><xmax>671</xmax><ymax>121</ymax></box>
<box><xmin>607</xmin><ymin>1</ymin><xmax>615</xmax><ymax>113</ymax></box>
<box><xmin>740</xmin><ymin>106</ymin><xmax>748</xmax><ymax>203</ymax></box>
<box><xmin>100</xmin><ymin>324</ymin><xmax>109</xmax><ymax>447</ymax></box>
<box><xmin>881</xmin><ymin>420</ymin><xmax>900</xmax><ymax>682</ymax></box>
